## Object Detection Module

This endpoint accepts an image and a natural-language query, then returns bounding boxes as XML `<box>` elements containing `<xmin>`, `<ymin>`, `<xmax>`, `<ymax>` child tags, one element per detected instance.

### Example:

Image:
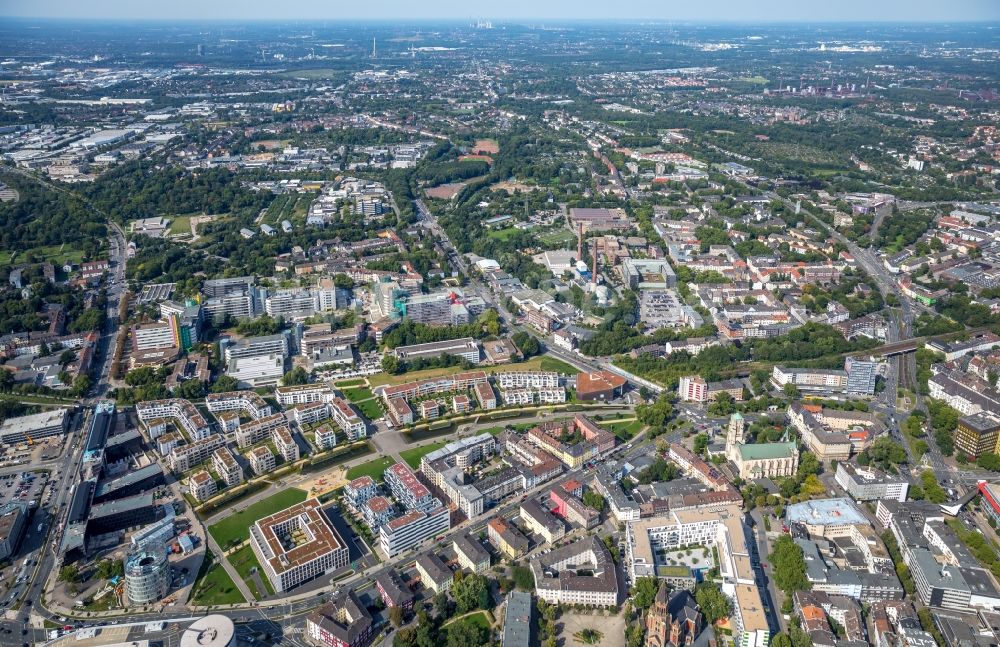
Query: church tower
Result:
<box><xmin>726</xmin><ymin>412</ymin><xmax>745</xmax><ymax>462</ymax></box>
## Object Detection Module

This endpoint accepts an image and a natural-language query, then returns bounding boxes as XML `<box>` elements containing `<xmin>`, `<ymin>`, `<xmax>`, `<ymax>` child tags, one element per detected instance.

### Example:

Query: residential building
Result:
<box><xmin>375</xmin><ymin>569</ymin><xmax>415</xmax><ymax>612</ymax></box>
<box><xmin>272</xmin><ymin>426</ymin><xmax>300</xmax><ymax>462</ymax></box>
<box><xmin>385</xmin><ymin>462</ymin><xmax>437</xmax><ymax>513</ymax></box>
<box><xmin>211</xmin><ymin>446</ymin><xmax>243</xmax><ymax>487</ymax></box>
<box><xmin>488</xmin><ymin>517</ymin><xmax>530</xmax><ymax>559</ymax></box>
<box><xmin>188</xmin><ymin>471</ymin><xmax>217</xmax><ymax>502</ymax></box>
<box><xmin>248</xmin><ymin>446</ymin><xmax>276</xmax><ymax>475</ymax></box>
<box><xmin>415</xmin><ymin>552</ymin><xmax>453</xmax><ymax>594</ymax></box>
<box><xmin>453</xmin><ymin>534</ymin><xmax>491</xmax><ymax>574</ymax></box>
<box><xmin>519</xmin><ymin>499</ymin><xmax>565</xmax><ymax>543</ymax></box>
<box><xmin>305</xmin><ymin>590</ymin><xmax>374</xmax><ymax>647</ymax></box>
<box><xmin>530</xmin><ymin>536</ymin><xmax>618</xmax><ymax>606</ymax></box>
<box><xmin>379</xmin><ymin>505</ymin><xmax>450</xmax><ymax>558</ymax></box>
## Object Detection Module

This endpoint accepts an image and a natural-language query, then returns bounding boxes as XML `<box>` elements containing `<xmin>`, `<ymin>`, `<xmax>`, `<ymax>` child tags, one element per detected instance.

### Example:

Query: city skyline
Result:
<box><xmin>2</xmin><ymin>0</ymin><xmax>999</xmax><ymax>22</ymax></box>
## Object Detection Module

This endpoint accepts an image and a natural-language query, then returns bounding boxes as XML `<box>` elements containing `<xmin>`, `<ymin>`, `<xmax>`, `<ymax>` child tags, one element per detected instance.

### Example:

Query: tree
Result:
<box><xmin>979</xmin><ymin>454</ymin><xmax>1000</xmax><ymax>472</ymax></box>
<box><xmin>632</xmin><ymin>577</ymin><xmax>659</xmax><ymax>610</ymax></box>
<box><xmin>452</xmin><ymin>572</ymin><xmax>489</xmax><ymax>614</ymax></box>
<box><xmin>446</xmin><ymin>620</ymin><xmax>486</xmax><ymax>647</ymax></box>
<box><xmin>511</xmin><ymin>331</ymin><xmax>540</xmax><ymax>358</ymax></box>
<box><xmin>282</xmin><ymin>366</ymin><xmax>309</xmax><ymax>386</ymax></box>
<box><xmin>636</xmin><ymin>395</ymin><xmax>674</xmax><ymax>428</ymax></box>
<box><xmin>512</xmin><ymin>565</ymin><xmax>534</xmax><ymax>590</ymax></box>
<box><xmin>796</xmin><ymin>452</ymin><xmax>821</xmax><ymax>479</ymax></box>
<box><xmin>695</xmin><ymin>582</ymin><xmax>732</xmax><ymax>624</ymax></box>
<box><xmin>389</xmin><ymin>606</ymin><xmax>405</xmax><ymax>628</ymax></box>
<box><xmin>59</xmin><ymin>564</ymin><xmax>80</xmax><ymax>583</ymax></box>
<box><xmin>382</xmin><ymin>354</ymin><xmax>402</xmax><ymax>375</ymax></box>
<box><xmin>433</xmin><ymin>591</ymin><xmax>452</xmax><ymax>619</ymax></box>
<box><xmin>783</xmin><ymin>383</ymin><xmax>800</xmax><ymax>398</ymax></box>
<box><xmin>71</xmin><ymin>374</ymin><xmax>92</xmax><ymax>397</ymax></box>
<box><xmin>582</xmin><ymin>490</ymin><xmax>605</xmax><ymax>512</ymax></box>
<box><xmin>210</xmin><ymin>375</ymin><xmax>239</xmax><ymax>393</ymax></box>
<box><xmin>770</xmin><ymin>535</ymin><xmax>811</xmax><ymax>595</ymax></box>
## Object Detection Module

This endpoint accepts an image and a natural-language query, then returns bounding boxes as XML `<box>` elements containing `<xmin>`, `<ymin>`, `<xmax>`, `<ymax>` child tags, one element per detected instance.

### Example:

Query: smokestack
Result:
<box><xmin>577</xmin><ymin>223</ymin><xmax>583</xmax><ymax>262</ymax></box>
<box><xmin>591</xmin><ymin>243</ymin><xmax>598</xmax><ymax>285</ymax></box>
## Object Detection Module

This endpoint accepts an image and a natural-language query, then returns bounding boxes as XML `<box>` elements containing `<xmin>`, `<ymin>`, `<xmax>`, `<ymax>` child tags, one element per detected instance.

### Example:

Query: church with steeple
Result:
<box><xmin>645</xmin><ymin>581</ymin><xmax>702</xmax><ymax>647</ymax></box>
<box><xmin>725</xmin><ymin>412</ymin><xmax>799</xmax><ymax>480</ymax></box>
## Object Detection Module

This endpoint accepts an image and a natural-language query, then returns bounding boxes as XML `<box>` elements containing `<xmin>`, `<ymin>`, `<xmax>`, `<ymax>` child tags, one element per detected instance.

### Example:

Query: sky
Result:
<box><xmin>2</xmin><ymin>0</ymin><xmax>999</xmax><ymax>22</ymax></box>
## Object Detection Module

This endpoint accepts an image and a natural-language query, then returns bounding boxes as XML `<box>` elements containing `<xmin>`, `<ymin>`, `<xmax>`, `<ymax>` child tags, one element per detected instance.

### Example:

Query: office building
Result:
<box><xmin>0</xmin><ymin>503</ymin><xmax>27</xmax><ymax>561</ymax></box>
<box><xmin>0</xmin><ymin>408</ymin><xmax>69</xmax><ymax>444</ymax></box>
<box><xmin>845</xmin><ymin>357</ymin><xmax>879</xmax><ymax>396</ymax></box>
<box><xmin>124</xmin><ymin>548</ymin><xmax>170</xmax><ymax>605</ymax></box>
<box><xmin>250</xmin><ymin>499</ymin><xmax>349</xmax><ymax>593</ymax></box>
<box><xmin>394</xmin><ymin>338</ymin><xmax>480</xmax><ymax>364</ymax></box>
<box><xmin>835</xmin><ymin>463</ymin><xmax>909</xmax><ymax>502</ymax></box>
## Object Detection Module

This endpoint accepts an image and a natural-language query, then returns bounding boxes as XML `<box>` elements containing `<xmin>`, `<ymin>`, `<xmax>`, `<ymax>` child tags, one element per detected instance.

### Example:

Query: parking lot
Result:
<box><xmin>0</xmin><ymin>469</ymin><xmax>48</xmax><ymax>509</ymax></box>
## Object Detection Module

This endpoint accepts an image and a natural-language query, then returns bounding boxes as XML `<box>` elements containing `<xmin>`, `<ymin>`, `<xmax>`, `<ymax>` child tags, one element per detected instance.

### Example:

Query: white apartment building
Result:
<box><xmin>313</xmin><ymin>424</ymin><xmax>338</xmax><ymax>450</ymax></box>
<box><xmin>169</xmin><ymin>435</ymin><xmax>225</xmax><ymax>472</ymax></box>
<box><xmin>276</xmin><ymin>383</ymin><xmax>335</xmax><ymax>406</ymax></box>
<box><xmin>248</xmin><ymin>446</ymin><xmax>276</xmax><ymax>475</ymax></box>
<box><xmin>205</xmin><ymin>391</ymin><xmax>273</xmax><ymax>419</ymax></box>
<box><xmin>212</xmin><ymin>446</ymin><xmax>244</xmax><ymax>487</ymax></box>
<box><xmin>378</xmin><ymin>505</ymin><xmax>451</xmax><ymax>558</ymax></box>
<box><xmin>496</xmin><ymin>371</ymin><xmax>560</xmax><ymax>389</ymax></box>
<box><xmin>273</xmin><ymin>426</ymin><xmax>300</xmax><ymax>462</ymax></box>
<box><xmin>188</xmin><ymin>471</ymin><xmax>217</xmax><ymax>501</ymax></box>
<box><xmin>236</xmin><ymin>413</ymin><xmax>286</xmax><ymax>448</ymax></box>
<box><xmin>502</xmin><ymin>389</ymin><xmax>535</xmax><ymax>406</ymax></box>
<box><xmin>136</xmin><ymin>399</ymin><xmax>212</xmax><ymax>441</ymax></box>
<box><xmin>292</xmin><ymin>401</ymin><xmax>330</xmax><ymax>426</ymax></box>
<box><xmin>330</xmin><ymin>398</ymin><xmax>367</xmax><ymax>440</ymax></box>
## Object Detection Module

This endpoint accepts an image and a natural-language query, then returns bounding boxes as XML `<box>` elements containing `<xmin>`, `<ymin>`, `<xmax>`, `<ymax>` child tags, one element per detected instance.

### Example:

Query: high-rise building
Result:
<box><xmin>845</xmin><ymin>357</ymin><xmax>878</xmax><ymax>396</ymax></box>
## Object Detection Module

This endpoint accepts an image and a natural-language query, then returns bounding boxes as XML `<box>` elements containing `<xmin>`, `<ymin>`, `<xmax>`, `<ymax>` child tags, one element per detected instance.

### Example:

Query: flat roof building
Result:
<box><xmin>249</xmin><ymin>499</ymin><xmax>349</xmax><ymax>593</ymax></box>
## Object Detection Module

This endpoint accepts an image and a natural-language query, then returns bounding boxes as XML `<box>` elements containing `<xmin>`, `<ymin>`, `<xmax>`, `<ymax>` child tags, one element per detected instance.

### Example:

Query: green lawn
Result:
<box><xmin>342</xmin><ymin>386</ymin><xmax>374</xmax><ymax>402</ymax></box>
<box><xmin>487</xmin><ymin>228</ymin><xmax>518</xmax><ymax>241</ymax></box>
<box><xmin>369</xmin><ymin>354</ymin><xmax>580</xmax><ymax>388</ymax></box>
<box><xmin>599</xmin><ymin>418</ymin><xmax>645</xmax><ymax>440</ymax></box>
<box><xmin>355</xmin><ymin>398</ymin><xmax>383</xmax><ymax>421</ymax></box>
<box><xmin>334</xmin><ymin>378</ymin><xmax>366</xmax><ymax>388</ymax></box>
<box><xmin>169</xmin><ymin>215</ymin><xmax>193</xmax><ymax>235</ymax></box>
<box><xmin>228</xmin><ymin>544</ymin><xmax>274</xmax><ymax>598</ymax></box>
<box><xmin>442</xmin><ymin>611</ymin><xmax>492</xmax><ymax>637</ymax></box>
<box><xmin>208</xmin><ymin>488</ymin><xmax>308</xmax><ymax>548</ymax></box>
<box><xmin>399</xmin><ymin>441</ymin><xmax>448</xmax><ymax>469</ymax></box>
<box><xmin>538</xmin><ymin>229</ymin><xmax>577</xmax><ymax>246</ymax></box>
<box><xmin>0</xmin><ymin>244</ymin><xmax>85</xmax><ymax>269</ymax></box>
<box><xmin>189</xmin><ymin>554</ymin><xmax>246</xmax><ymax>607</ymax></box>
<box><xmin>345</xmin><ymin>456</ymin><xmax>395</xmax><ymax>482</ymax></box>
<box><xmin>539</xmin><ymin>355</ymin><xmax>580</xmax><ymax>375</ymax></box>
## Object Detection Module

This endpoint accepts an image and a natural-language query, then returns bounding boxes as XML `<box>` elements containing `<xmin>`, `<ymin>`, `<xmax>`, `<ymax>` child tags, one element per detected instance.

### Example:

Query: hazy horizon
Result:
<box><xmin>2</xmin><ymin>0</ymin><xmax>999</xmax><ymax>23</ymax></box>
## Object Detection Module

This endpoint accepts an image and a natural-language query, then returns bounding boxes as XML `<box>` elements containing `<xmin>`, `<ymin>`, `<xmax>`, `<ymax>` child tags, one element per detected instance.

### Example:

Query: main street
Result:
<box><xmin>1</xmin><ymin>219</ymin><xmax>131</xmax><ymax>647</ymax></box>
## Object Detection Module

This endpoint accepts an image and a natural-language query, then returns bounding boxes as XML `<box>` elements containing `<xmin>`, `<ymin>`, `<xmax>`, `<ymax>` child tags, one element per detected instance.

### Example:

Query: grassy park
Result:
<box><xmin>345</xmin><ymin>456</ymin><xmax>395</xmax><ymax>481</ymax></box>
<box><xmin>208</xmin><ymin>488</ymin><xmax>308</xmax><ymax>548</ymax></box>
<box><xmin>189</xmin><ymin>553</ymin><xmax>246</xmax><ymax>607</ymax></box>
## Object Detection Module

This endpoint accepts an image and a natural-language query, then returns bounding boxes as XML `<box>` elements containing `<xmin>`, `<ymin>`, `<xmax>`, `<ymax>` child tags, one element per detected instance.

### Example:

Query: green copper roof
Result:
<box><xmin>736</xmin><ymin>442</ymin><xmax>797</xmax><ymax>460</ymax></box>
